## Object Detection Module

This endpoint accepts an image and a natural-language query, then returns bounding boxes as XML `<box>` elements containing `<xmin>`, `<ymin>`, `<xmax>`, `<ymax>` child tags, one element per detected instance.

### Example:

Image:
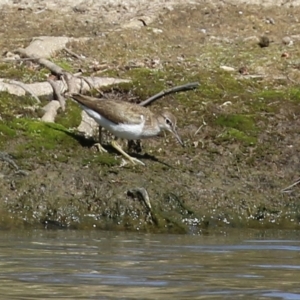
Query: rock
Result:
<box><xmin>258</xmin><ymin>36</ymin><xmax>270</xmax><ymax>47</ymax></box>
<box><xmin>281</xmin><ymin>52</ymin><xmax>290</xmax><ymax>58</ymax></box>
<box><xmin>266</xmin><ymin>17</ymin><xmax>275</xmax><ymax>24</ymax></box>
<box><xmin>282</xmin><ymin>36</ymin><xmax>293</xmax><ymax>46</ymax></box>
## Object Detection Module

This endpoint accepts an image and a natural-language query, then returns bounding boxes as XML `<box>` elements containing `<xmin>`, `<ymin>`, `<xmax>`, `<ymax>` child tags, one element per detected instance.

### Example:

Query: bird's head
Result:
<box><xmin>158</xmin><ymin>111</ymin><xmax>184</xmax><ymax>147</ymax></box>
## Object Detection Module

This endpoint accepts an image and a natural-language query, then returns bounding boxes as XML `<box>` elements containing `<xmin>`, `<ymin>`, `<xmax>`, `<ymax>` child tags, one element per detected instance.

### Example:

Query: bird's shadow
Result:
<box><xmin>49</xmin><ymin>125</ymin><xmax>175</xmax><ymax>168</ymax></box>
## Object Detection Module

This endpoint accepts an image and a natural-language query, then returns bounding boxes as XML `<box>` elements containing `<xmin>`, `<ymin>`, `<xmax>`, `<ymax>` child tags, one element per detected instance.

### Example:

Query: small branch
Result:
<box><xmin>63</xmin><ymin>47</ymin><xmax>84</xmax><ymax>60</ymax></box>
<box><xmin>140</xmin><ymin>82</ymin><xmax>200</xmax><ymax>107</ymax></box>
<box><xmin>33</xmin><ymin>7</ymin><xmax>47</xmax><ymax>14</ymax></box>
<box><xmin>281</xmin><ymin>178</ymin><xmax>300</xmax><ymax>193</ymax></box>
<box><xmin>194</xmin><ymin>117</ymin><xmax>207</xmax><ymax>135</ymax></box>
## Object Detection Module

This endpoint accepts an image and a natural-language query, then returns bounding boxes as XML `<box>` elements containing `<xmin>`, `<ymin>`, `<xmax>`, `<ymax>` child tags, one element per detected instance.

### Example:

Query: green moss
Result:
<box><xmin>0</xmin><ymin>63</ymin><xmax>27</xmax><ymax>80</ymax></box>
<box><xmin>215</xmin><ymin>114</ymin><xmax>257</xmax><ymax>145</ymax></box>
<box><xmin>56</xmin><ymin>100</ymin><xmax>82</xmax><ymax>128</ymax></box>
<box><xmin>82</xmin><ymin>152</ymin><xmax>119</xmax><ymax>167</ymax></box>
<box><xmin>53</xmin><ymin>59</ymin><xmax>73</xmax><ymax>72</ymax></box>
<box><xmin>1</xmin><ymin>117</ymin><xmax>122</xmax><ymax>166</ymax></box>
<box><xmin>0</xmin><ymin>63</ymin><xmax>48</xmax><ymax>83</ymax></box>
<box><xmin>216</xmin><ymin>114</ymin><xmax>256</xmax><ymax>132</ymax></box>
<box><xmin>101</xmin><ymin>69</ymin><xmax>120</xmax><ymax>78</ymax></box>
<box><xmin>250</xmin><ymin>88</ymin><xmax>300</xmax><ymax>113</ymax></box>
<box><xmin>0</xmin><ymin>122</ymin><xmax>17</xmax><ymax>144</ymax></box>
<box><xmin>219</xmin><ymin>128</ymin><xmax>257</xmax><ymax>145</ymax></box>
<box><xmin>7</xmin><ymin>118</ymin><xmax>78</xmax><ymax>159</ymax></box>
<box><xmin>0</xmin><ymin>63</ymin><xmax>33</xmax><ymax>81</ymax></box>
<box><xmin>98</xmin><ymin>67</ymin><xmax>173</xmax><ymax>101</ymax></box>
<box><xmin>11</xmin><ymin>118</ymin><xmax>66</xmax><ymax>137</ymax></box>
<box><xmin>246</xmin><ymin>87</ymin><xmax>294</xmax><ymax>114</ymax></box>
<box><xmin>0</xmin><ymin>121</ymin><xmax>16</xmax><ymax>136</ymax></box>
<box><xmin>246</xmin><ymin>98</ymin><xmax>275</xmax><ymax>113</ymax></box>
<box><xmin>288</xmin><ymin>88</ymin><xmax>300</xmax><ymax>102</ymax></box>
<box><xmin>0</xmin><ymin>92</ymin><xmax>39</xmax><ymax>120</ymax></box>
<box><xmin>255</xmin><ymin>89</ymin><xmax>285</xmax><ymax>101</ymax></box>
<box><xmin>126</xmin><ymin>68</ymin><xmax>166</xmax><ymax>99</ymax></box>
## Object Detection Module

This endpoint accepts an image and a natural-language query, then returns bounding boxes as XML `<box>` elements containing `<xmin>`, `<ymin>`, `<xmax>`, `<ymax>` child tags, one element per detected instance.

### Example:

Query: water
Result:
<box><xmin>0</xmin><ymin>229</ymin><xmax>300</xmax><ymax>299</ymax></box>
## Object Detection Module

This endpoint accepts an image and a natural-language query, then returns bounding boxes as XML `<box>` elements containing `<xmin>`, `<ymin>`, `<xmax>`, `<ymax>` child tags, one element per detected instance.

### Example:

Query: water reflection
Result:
<box><xmin>0</xmin><ymin>229</ymin><xmax>299</xmax><ymax>299</ymax></box>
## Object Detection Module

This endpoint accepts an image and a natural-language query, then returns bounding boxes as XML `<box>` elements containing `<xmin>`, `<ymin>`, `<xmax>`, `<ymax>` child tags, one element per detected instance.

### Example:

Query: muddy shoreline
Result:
<box><xmin>0</xmin><ymin>0</ymin><xmax>300</xmax><ymax>233</ymax></box>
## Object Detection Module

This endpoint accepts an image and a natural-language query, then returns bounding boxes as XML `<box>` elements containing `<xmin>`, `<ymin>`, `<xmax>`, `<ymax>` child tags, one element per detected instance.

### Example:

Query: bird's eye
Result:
<box><xmin>165</xmin><ymin>118</ymin><xmax>172</xmax><ymax>126</ymax></box>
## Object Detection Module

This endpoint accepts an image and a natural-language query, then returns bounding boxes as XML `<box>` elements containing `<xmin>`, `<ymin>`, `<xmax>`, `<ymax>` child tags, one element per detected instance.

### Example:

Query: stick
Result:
<box><xmin>63</xmin><ymin>47</ymin><xmax>84</xmax><ymax>60</ymax></box>
<box><xmin>139</xmin><ymin>82</ymin><xmax>200</xmax><ymax>107</ymax></box>
<box><xmin>281</xmin><ymin>178</ymin><xmax>300</xmax><ymax>193</ymax></box>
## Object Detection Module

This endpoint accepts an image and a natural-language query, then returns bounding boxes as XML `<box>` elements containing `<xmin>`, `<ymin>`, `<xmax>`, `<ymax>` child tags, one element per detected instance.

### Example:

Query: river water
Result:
<box><xmin>0</xmin><ymin>229</ymin><xmax>299</xmax><ymax>299</ymax></box>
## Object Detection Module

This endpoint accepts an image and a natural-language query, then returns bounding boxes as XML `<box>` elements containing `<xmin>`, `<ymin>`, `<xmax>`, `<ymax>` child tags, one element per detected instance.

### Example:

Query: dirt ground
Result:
<box><xmin>1</xmin><ymin>0</ymin><xmax>300</xmax><ymax>233</ymax></box>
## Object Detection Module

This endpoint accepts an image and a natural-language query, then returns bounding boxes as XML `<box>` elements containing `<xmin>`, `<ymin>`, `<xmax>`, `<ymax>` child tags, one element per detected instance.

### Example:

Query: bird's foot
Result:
<box><xmin>111</xmin><ymin>140</ymin><xmax>145</xmax><ymax>166</ymax></box>
<box><xmin>127</xmin><ymin>156</ymin><xmax>145</xmax><ymax>166</ymax></box>
<box><xmin>120</xmin><ymin>157</ymin><xmax>145</xmax><ymax>167</ymax></box>
<box><xmin>93</xmin><ymin>143</ymin><xmax>107</xmax><ymax>153</ymax></box>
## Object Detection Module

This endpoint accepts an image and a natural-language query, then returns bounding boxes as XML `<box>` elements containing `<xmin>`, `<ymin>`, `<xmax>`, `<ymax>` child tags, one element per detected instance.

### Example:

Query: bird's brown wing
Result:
<box><xmin>71</xmin><ymin>94</ymin><xmax>153</xmax><ymax>125</ymax></box>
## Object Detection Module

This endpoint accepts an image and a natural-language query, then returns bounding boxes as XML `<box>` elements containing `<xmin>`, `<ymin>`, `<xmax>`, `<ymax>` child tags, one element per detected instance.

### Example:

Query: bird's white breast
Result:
<box><xmin>82</xmin><ymin>105</ymin><xmax>147</xmax><ymax>139</ymax></box>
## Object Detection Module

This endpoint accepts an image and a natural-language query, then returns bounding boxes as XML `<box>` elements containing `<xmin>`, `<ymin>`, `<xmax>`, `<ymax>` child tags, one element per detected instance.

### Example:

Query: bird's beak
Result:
<box><xmin>172</xmin><ymin>129</ymin><xmax>184</xmax><ymax>147</ymax></box>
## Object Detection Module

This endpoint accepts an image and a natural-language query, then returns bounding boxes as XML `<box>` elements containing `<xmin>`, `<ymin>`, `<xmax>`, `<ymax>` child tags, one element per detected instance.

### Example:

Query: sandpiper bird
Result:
<box><xmin>70</xmin><ymin>93</ymin><xmax>184</xmax><ymax>166</ymax></box>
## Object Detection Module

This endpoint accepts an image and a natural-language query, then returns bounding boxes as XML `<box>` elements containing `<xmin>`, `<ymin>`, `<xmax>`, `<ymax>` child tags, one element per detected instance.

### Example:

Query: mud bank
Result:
<box><xmin>0</xmin><ymin>0</ymin><xmax>300</xmax><ymax>233</ymax></box>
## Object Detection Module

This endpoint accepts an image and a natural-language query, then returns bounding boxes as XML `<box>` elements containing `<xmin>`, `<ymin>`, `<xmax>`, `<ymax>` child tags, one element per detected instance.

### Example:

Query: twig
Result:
<box><xmin>194</xmin><ymin>117</ymin><xmax>207</xmax><ymax>135</ymax></box>
<box><xmin>63</xmin><ymin>47</ymin><xmax>84</xmax><ymax>60</ymax></box>
<box><xmin>194</xmin><ymin>124</ymin><xmax>204</xmax><ymax>136</ymax></box>
<box><xmin>34</xmin><ymin>7</ymin><xmax>47</xmax><ymax>14</ymax></box>
<box><xmin>281</xmin><ymin>178</ymin><xmax>300</xmax><ymax>193</ymax></box>
<box><xmin>140</xmin><ymin>82</ymin><xmax>200</xmax><ymax>107</ymax></box>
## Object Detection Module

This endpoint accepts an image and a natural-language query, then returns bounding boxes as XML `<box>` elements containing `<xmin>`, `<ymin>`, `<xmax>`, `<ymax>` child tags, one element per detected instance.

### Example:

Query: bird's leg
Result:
<box><xmin>111</xmin><ymin>140</ymin><xmax>145</xmax><ymax>166</ymax></box>
<box><xmin>93</xmin><ymin>125</ymin><xmax>107</xmax><ymax>153</ymax></box>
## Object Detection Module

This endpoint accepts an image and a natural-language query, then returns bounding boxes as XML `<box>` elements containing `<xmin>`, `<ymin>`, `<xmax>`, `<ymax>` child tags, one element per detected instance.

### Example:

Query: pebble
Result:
<box><xmin>282</xmin><ymin>36</ymin><xmax>293</xmax><ymax>46</ymax></box>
